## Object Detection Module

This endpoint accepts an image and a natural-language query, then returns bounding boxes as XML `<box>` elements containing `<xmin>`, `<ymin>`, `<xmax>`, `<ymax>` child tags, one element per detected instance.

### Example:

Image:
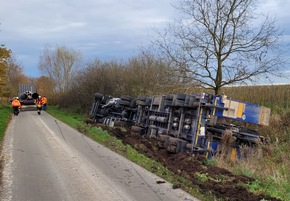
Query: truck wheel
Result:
<box><xmin>95</xmin><ymin>93</ymin><xmax>103</xmax><ymax>100</ymax></box>
<box><xmin>137</xmin><ymin>96</ymin><xmax>147</xmax><ymax>102</ymax></box>
<box><xmin>130</xmin><ymin>98</ymin><xmax>137</xmax><ymax>107</ymax></box>
<box><xmin>137</xmin><ymin>97</ymin><xmax>151</xmax><ymax>106</ymax></box>
<box><xmin>120</xmin><ymin>100</ymin><xmax>131</xmax><ymax>106</ymax></box>
<box><xmin>165</xmin><ymin>94</ymin><xmax>173</xmax><ymax>106</ymax></box>
<box><xmin>20</xmin><ymin>93</ymin><xmax>28</xmax><ymax>100</ymax></box>
<box><xmin>173</xmin><ymin>94</ymin><xmax>186</xmax><ymax>107</ymax></box>
<box><xmin>120</xmin><ymin>95</ymin><xmax>133</xmax><ymax>102</ymax></box>
<box><xmin>183</xmin><ymin>95</ymin><xmax>195</xmax><ymax>107</ymax></box>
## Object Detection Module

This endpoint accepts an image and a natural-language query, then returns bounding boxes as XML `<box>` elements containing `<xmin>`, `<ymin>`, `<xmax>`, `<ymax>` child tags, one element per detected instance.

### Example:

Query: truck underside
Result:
<box><xmin>88</xmin><ymin>92</ymin><xmax>271</xmax><ymax>159</ymax></box>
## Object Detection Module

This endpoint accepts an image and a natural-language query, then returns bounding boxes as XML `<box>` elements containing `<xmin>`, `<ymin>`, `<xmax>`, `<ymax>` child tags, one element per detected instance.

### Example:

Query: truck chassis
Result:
<box><xmin>88</xmin><ymin>92</ymin><xmax>270</xmax><ymax>159</ymax></box>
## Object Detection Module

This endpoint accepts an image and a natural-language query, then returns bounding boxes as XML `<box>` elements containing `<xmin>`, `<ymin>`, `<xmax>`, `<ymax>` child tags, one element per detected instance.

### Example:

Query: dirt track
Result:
<box><xmin>97</xmin><ymin>124</ymin><xmax>281</xmax><ymax>201</ymax></box>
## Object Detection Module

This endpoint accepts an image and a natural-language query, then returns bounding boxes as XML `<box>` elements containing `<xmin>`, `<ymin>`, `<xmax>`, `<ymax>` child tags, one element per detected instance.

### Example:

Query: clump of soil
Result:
<box><xmin>96</xmin><ymin>123</ymin><xmax>281</xmax><ymax>201</ymax></box>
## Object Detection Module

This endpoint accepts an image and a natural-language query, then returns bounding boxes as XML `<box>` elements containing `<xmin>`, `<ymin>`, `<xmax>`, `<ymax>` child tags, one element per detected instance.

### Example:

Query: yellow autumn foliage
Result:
<box><xmin>0</xmin><ymin>46</ymin><xmax>12</xmax><ymax>93</ymax></box>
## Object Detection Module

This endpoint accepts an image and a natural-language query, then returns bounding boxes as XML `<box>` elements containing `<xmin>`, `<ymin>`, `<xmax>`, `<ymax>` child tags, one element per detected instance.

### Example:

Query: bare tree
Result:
<box><xmin>154</xmin><ymin>0</ymin><xmax>285</xmax><ymax>94</ymax></box>
<box><xmin>58</xmin><ymin>51</ymin><xmax>190</xmax><ymax>112</ymax></box>
<box><xmin>38</xmin><ymin>45</ymin><xmax>83</xmax><ymax>94</ymax></box>
<box><xmin>124</xmin><ymin>51</ymin><xmax>192</xmax><ymax>96</ymax></box>
<box><xmin>35</xmin><ymin>76</ymin><xmax>55</xmax><ymax>103</ymax></box>
<box><xmin>58</xmin><ymin>58</ymin><xmax>125</xmax><ymax>110</ymax></box>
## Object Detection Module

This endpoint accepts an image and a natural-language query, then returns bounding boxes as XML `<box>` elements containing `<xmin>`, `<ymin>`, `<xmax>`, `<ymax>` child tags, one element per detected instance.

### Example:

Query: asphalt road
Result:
<box><xmin>0</xmin><ymin>110</ymin><xmax>199</xmax><ymax>201</ymax></box>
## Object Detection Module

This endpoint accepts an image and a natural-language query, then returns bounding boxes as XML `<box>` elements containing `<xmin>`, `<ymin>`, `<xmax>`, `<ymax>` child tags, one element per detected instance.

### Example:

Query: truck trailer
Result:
<box><xmin>18</xmin><ymin>84</ymin><xmax>39</xmax><ymax>111</ymax></box>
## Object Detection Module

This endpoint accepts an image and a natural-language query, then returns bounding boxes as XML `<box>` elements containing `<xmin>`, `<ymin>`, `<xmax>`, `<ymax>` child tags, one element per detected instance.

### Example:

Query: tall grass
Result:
<box><xmin>226</xmin><ymin>104</ymin><xmax>290</xmax><ymax>200</ymax></box>
<box><xmin>214</xmin><ymin>142</ymin><xmax>289</xmax><ymax>200</ymax></box>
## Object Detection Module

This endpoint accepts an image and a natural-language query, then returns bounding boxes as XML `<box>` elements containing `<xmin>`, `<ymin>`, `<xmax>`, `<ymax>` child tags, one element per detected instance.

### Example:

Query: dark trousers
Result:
<box><xmin>13</xmin><ymin>106</ymin><xmax>20</xmax><ymax>115</ymax></box>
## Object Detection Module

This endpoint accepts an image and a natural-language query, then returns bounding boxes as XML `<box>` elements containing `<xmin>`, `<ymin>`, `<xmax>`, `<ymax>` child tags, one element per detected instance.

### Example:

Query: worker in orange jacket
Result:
<box><xmin>35</xmin><ymin>95</ymin><xmax>44</xmax><ymax>115</ymax></box>
<box><xmin>42</xmin><ymin>96</ymin><xmax>47</xmax><ymax>111</ymax></box>
<box><xmin>11</xmin><ymin>97</ymin><xmax>21</xmax><ymax>116</ymax></box>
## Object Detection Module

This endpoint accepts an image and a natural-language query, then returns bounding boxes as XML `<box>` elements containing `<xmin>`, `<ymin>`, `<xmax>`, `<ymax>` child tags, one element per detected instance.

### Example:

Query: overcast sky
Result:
<box><xmin>0</xmin><ymin>0</ymin><xmax>290</xmax><ymax>83</ymax></box>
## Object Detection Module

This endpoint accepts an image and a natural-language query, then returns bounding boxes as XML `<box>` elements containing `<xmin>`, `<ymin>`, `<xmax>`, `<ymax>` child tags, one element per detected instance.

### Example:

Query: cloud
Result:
<box><xmin>1</xmin><ymin>0</ymin><xmax>289</xmax><ymax>79</ymax></box>
<box><xmin>0</xmin><ymin>0</ymin><xmax>178</xmax><ymax>76</ymax></box>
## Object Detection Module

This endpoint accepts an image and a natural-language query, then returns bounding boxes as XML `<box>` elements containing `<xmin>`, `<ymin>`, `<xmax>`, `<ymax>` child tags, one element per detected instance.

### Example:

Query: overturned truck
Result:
<box><xmin>88</xmin><ymin>92</ymin><xmax>271</xmax><ymax>159</ymax></box>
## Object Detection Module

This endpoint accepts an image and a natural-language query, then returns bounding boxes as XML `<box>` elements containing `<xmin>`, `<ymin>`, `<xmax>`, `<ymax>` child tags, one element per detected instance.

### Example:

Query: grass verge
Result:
<box><xmin>0</xmin><ymin>105</ymin><xmax>12</xmax><ymax>146</ymax></box>
<box><xmin>0</xmin><ymin>104</ymin><xmax>12</xmax><ymax>187</ymax></box>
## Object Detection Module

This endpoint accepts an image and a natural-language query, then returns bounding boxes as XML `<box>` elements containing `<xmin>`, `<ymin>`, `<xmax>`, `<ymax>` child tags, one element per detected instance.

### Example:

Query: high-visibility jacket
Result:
<box><xmin>35</xmin><ymin>98</ymin><xmax>43</xmax><ymax>106</ymax></box>
<box><xmin>12</xmin><ymin>99</ymin><xmax>21</xmax><ymax>107</ymax></box>
<box><xmin>42</xmin><ymin>97</ymin><xmax>47</xmax><ymax>104</ymax></box>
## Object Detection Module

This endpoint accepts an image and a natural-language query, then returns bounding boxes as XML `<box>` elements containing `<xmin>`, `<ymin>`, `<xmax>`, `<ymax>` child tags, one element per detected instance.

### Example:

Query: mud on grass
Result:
<box><xmin>96</xmin><ymin>124</ymin><xmax>281</xmax><ymax>201</ymax></box>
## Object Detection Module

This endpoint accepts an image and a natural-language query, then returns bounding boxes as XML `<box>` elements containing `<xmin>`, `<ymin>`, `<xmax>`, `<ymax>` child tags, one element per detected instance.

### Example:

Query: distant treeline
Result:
<box><xmin>60</xmin><ymin>81</ymin><xmax>290</xmax><ymax>115</ymax></box>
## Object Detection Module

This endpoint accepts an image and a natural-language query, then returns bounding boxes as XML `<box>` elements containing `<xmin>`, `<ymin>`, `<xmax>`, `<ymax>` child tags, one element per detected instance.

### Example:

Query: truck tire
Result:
<box><xmin>20</xmin><ymin>93</ymin><xmax>28</xmax><ymax>100</ymax></box>
<box><xmin>137</xmin><ymin>96</ymin><xmax>146</xmax><ymax>106</ymax></box>
<box><xmin>32</xmin><ymin>93</ymin><xmax>39</xmax><ymax>99</ymax></box>
<box><xmin>164</xmin><ymin>94</ymin><xmax>173</xmax><ymax>106</ymax></box>
<box><xmin>120</xmin><ymin>100</ymin><xmax>131</xmax><ymax>106</ymax></box>
<box><xmin>137</xmin><ymin>96</ymin><xmax>151</xmax><ymax>106</ymax></box>
<box><xmin>185</xmin><ymin>95</ymin><xmax>196</xmax><ymax>107</ymax></box>
<box><xmin>137</xmin><ymin>96</ymin><xmax>147</xmax><ymax>102</ymax></box>
<box><xmin>120</xmin><ymin>95</ymin><xmax>133</xmax><ymax>102</ymax></box>
<box><xmin>95</xmin><ymin>93</ymin><xmax>103</xmax><ymax>100</ymax></box>
<box><xmin>130</xmin><ymin>98</ymin><xmax>137</xmax><ymax>107</ymax></box>
<box><xmin>173</xmin><ymin>94</ymin><xmax>186</xmax><ymax>107</ymax></box>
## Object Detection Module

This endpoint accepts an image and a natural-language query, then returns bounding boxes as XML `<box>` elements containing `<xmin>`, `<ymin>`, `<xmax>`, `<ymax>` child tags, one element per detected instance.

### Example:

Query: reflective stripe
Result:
<box><xmin>237</xmin><ymin>103</ymin><xmax>244</xmax><ymax>118</ymax></box>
